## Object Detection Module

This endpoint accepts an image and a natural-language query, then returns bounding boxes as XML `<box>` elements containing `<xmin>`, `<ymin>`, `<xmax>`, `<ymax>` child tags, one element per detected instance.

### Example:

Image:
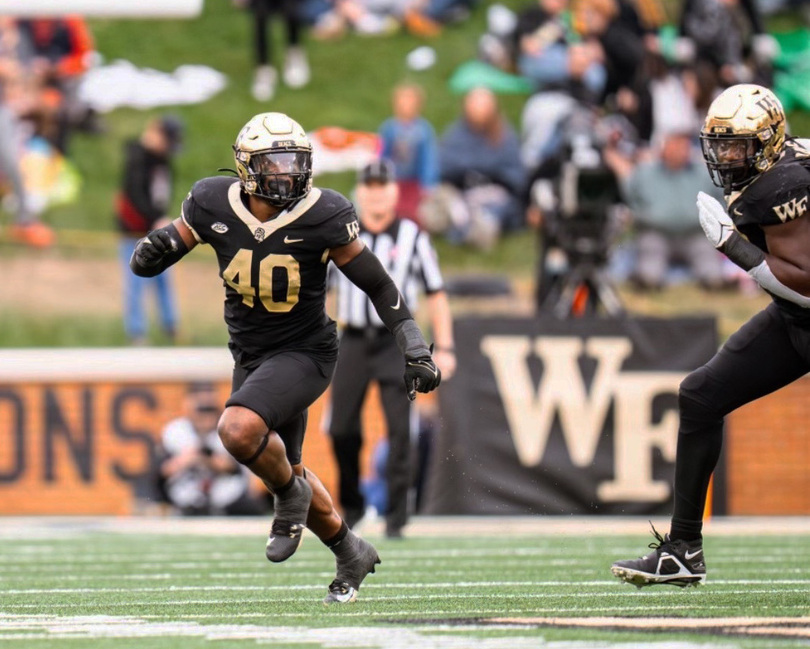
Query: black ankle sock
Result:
<box><xmin>274</xmin><ymin>473</ymin><xmax>296</xmax><ymax>496</ymax></box>
<box><xmin>669</xmin><ymin>517</ymin><xmax>703</xmax><ymax>543</ymax></box>
<box><xmin>325</xmin><ymin>521</ymin><xmax>349</xmax><ymax>549</ymax></box>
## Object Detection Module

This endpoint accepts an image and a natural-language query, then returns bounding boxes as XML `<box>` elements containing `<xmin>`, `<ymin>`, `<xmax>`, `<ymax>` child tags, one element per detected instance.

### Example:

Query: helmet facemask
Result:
<box><xmin>700</xmin><ymin>133</ymin><xmax>762</xmax><ymax>192</ymax></box>
<box><xmin>236</xmin><ymin>148</ymin><xmax>312</xmax><ymax>207</ymax></box>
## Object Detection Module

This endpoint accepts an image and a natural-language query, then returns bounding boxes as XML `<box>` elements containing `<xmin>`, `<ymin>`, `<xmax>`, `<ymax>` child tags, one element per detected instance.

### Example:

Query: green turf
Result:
<box><xmin>1</xmin><ymin>526</ymin><xmax>809</xmax><ymax>648</ymax></box>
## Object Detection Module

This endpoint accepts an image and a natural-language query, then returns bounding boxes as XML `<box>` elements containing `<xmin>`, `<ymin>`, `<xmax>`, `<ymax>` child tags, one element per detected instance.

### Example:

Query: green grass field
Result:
<box><xmin>1</xmin><ymin>517</ymin><xmax>809</xmax><ymax>649</ymax></box>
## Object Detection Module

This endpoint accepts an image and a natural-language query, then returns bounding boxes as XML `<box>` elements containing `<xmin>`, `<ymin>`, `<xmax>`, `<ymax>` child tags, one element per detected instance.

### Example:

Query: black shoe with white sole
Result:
<box><xmin>323</xmin><ymin>535</ymin><xmax>381</xmax><ymax>605</ymax></box>
<box><xmin>611</xmin><ymin>525</ymin><xmax>706</xmax><ymax>588</ymax></box>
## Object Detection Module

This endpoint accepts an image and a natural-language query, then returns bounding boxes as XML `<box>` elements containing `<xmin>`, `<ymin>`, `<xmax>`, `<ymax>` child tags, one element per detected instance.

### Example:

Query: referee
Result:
<box><xmin>330</xmin><ymin>159</ymin><xmax>455</xmax><ymax>538</ymax></box>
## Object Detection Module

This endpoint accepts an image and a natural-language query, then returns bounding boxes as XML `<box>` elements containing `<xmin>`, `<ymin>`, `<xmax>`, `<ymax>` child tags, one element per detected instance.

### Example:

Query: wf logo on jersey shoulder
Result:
<box><xmin>772</xmin><ymin>195</ymin><xmax>808</xmax><ymax>222</ymax></box>
<box><xmin>345</xmin><ymin>221</ymin><xmax>360</xmax><ymax>242</ymax></box>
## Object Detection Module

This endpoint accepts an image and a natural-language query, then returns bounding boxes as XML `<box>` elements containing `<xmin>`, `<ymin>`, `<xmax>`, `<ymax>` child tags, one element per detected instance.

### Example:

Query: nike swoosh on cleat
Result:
<box><xmin>684</xmin><ymin>549</ymin><xmax>703</xmax><ymax>560</ymax></box>
<box><xmin>284</xmin><ymin>235</ymin><xmax>304</xmax><ymax>244</ymax></box>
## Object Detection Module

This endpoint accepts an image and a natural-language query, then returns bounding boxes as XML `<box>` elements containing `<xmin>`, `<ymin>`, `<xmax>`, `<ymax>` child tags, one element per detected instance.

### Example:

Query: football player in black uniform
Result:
<box><xmin>130</xmin><ymin>112</ymin><xmax>441</xmax><ymax>604</ymax></box>
<box><xmin>612</xmin><ymin>84</ymin><xmax>810</xmax><ymax>588</ymax></box>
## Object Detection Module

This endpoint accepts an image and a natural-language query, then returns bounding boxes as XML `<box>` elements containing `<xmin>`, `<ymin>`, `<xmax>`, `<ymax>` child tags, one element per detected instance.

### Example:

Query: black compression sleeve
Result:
<box><xmin>338</xmin><ymin>247</ymin><xmax>432</xmax><ymax>360</ymax></box>
<box><xmin>130</xmin><ymin>223</ymin><xmax>190</xmax><ymax>277</ymax></box>
<box><xmin>338</xmin><ymin>246</ymin><xmax>414</xmax><ymax>327</ymax></box>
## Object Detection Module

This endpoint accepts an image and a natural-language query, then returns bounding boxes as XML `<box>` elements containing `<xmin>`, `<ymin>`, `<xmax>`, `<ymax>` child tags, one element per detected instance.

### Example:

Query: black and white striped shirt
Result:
<box><xmin>334</xmin><ymin>218</ymin><xmax>444</xmax><ymax>329</ymax></box>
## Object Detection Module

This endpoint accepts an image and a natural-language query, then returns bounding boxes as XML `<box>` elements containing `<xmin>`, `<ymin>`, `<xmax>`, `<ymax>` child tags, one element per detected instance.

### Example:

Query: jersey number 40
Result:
<box><xmin>222</xmin><ymin>249</ymin><xmax>301</xmax><ymax>312</ymax></box>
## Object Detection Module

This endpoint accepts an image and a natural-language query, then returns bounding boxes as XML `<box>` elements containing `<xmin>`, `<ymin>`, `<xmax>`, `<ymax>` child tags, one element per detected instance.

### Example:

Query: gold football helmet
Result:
<box><xmin>700</xmin><ymin>84</ymin><xmax>786</xmax><ymax>191</ymax></box>
<box><xmin>233</xmin><ymin>112</ymin><xmax>312</xmax><ymax>206</ymax></box>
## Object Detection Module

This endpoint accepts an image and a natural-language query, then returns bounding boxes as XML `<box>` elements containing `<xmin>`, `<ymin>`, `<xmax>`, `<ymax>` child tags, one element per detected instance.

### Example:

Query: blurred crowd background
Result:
<box><xmin>2</xmin><ymin>1</ymin><xmax>809</xmax><ymax>337</ymax></box>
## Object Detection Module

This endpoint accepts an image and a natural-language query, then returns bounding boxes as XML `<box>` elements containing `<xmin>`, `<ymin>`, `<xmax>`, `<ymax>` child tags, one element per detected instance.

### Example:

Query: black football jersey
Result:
<box><xmin>182</xmin><ymin>177</ymin><xmax>360</xmax><ymax>366</ymax></box>
<box><xmin>728</xmin><ymin>137</ymin><xmax>810</xmax><ymax>320</ymax></box>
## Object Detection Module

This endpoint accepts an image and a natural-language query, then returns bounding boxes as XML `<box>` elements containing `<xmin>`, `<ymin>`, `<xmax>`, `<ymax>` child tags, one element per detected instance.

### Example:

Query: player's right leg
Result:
<box><xmin>612</xmin><ymin>304</ymin><xmax>810</xmax><ymax>587</ymax></box>
<box><xmin>218</xmin><ymin>405</ymin><xmax>312</xmax><ymax>562</ymax></box>
<box><xmin>219</xmin><ymin>353</ymin><xmax>333</xmax><ymax>563</ymax></box>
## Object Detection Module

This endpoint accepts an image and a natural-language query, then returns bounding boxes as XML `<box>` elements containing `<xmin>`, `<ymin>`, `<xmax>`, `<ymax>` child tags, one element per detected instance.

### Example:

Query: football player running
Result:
<box><xmin>612</xmin><ymin>84</ymin><xmax>810</xmax><ymax>588</ymax></box>
<box><xmin>130</xmin><ymin>113</ymin><xmax>441</xmax><ymax>604</ymax></box>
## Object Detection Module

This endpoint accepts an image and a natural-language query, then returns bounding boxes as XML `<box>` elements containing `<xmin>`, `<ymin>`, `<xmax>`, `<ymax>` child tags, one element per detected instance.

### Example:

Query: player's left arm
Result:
<box><xmin>330</xmin><ymin>239</ymin><xmax>441</xmax><ymax>399</ymax></box>
<box><xmin>697</xmin><ymin>191</ymin><xmax>810</xmax><ymax>305</ymax></box>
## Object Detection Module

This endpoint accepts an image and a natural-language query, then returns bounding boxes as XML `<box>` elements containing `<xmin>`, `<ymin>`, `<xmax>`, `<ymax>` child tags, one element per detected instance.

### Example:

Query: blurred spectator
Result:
<box><xmin>233</xmin><ymin>0</ymin><xmax>310</xmax><ymax>101</ymax></box>
<box><xmin>603</xmin><ymin>130</ymin><xmax>728</xmax><ymax>290</ymax></box>
<box><xmin>308</xmin><ymin>0</ymin><xmax>476</xmax><ymax>38</ymax></box>
<box><xmin>402</xmin><ymin>0</ymin><xmax>478</xmax><ymax>37</ymax></box>
<box><xmin>574</xmin><ymin>0</ymin><xmax>645</xmax><ymax>103</ymax></box>
<box><xmin>521</xmin><ymin>90</ymin><xmax>579</xmax><ymax>172</ymax></box>
<box><xmin>678</xmin><ymin>0</ymin><xmax>778</xmax><ymax>87</ymax></box>
<box><xmin>329</xmin><ymin>159</ymin><xmax>455</xmax><ymax>538</ymax></box>
<box><xmin>300</xmin><ymin>0</ymin><xmax>336</xmax><ymax>26</ymax></box>
<box><xmin>422</xmin><ymin>87</ymin><xmax>526</xmax><ymax>250</ymax></box>
<box><xmin>613</xmin><ymin>50</ymin><xmax>702</xmax><ymax>149</ymax></box>
<box><xmin>512</xmin><ymin>0</ymin><xmax>607</xmax><ymax>101</ymax></box>
<box><xmin>157</xmin><ymin>383</ymin><xmax>268</xmax><ymax>516</ymax></box>
<box><xmin>0</xmin><ymin>17</ymin><xmax>54</xmax><ymax>247</ymax></box>
<box><xmin>310</xmin><ymin>0</ymin><xmax>400</xmax><ymax>38</ymax></box>
<box><xmin>115</xmin><ymin>116</ymin><xmax>184</xmax><ymax>345</ymax></box>
<box><xmin>16</xmin><ymin>16</ymin><xmax>96</xmax><ymax>154</ymax></box>
<box><xmin>378</xmin><ymin>82</ymin><xmax>439</xmax><ymax>223</ymax></box>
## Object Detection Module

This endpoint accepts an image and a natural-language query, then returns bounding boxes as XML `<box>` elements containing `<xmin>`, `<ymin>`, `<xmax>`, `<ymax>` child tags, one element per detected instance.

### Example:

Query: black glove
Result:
<box><xmin>134</xmin><ymin>229</ymin><xmax>177</xmax><ymax>267</ymax></box>
<box><xmin>404</xmin><ymin>347</ymin><xmax>441</xmax><ymax>401</ymax></box>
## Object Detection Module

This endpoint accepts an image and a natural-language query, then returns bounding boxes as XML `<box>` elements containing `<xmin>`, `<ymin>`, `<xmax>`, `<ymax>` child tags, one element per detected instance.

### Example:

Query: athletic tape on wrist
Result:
<box><xmin>749</xmin><ymin>260</ymin><xmax>810</xmax><ymax>308</ymax></box>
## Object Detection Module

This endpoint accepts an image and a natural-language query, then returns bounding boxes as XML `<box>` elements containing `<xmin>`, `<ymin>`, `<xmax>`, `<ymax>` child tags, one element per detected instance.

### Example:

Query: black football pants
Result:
<box><xmin>329</xmin><ymin>329</ymin><xmax>412</xmax><ymax>532</ymax></box>
<box><xmin>672</xmin><ymin>302</ymin><xmax>810</xmax><ymax>540</ymax></box>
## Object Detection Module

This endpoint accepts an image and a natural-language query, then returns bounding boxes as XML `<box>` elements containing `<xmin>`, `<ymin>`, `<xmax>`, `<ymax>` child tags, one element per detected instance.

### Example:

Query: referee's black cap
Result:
<box><xmin>358</xmin><ymin>159</ymin><xmax>395</xmax><ymax>185</ymax></box>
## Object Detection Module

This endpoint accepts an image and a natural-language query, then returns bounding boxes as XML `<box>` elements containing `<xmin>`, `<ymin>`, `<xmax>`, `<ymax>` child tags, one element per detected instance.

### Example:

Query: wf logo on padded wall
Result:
<box><xmin>481</xmin><ymin>335</ymin><xmax>682</xmax><ymax>503</ymax></box>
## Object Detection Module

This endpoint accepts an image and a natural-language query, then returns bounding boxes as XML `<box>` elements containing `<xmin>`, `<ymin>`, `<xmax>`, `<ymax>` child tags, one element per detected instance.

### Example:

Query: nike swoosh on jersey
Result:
<box><xmin>284</xmin><ymin>235</ymin><xmax>304</xmax><ymax>244</ymax></box>
<box><xmin>391</xmin><ymin>295</ymin><xmax>401</xmax><ymax>310</ymax></box>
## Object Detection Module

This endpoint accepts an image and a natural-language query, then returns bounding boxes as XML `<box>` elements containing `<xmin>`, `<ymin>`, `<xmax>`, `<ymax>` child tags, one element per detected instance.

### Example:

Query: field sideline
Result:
<box><xmin>1</xmin><ymin>516</ymin><xmax>809</xmax><ymax>649</ymax></box>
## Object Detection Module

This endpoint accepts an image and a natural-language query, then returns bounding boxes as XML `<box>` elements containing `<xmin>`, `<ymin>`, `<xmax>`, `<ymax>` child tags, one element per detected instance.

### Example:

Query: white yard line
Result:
<box><xmin>1</xmin><ymin>516</ymin><xmax>810</xmax><ymax>539</ymax></box>
<box><xmin>2</xmin><ymin>588</ymin><xmax>809</xmax><ymax>610</ymax></box>
<box><xmin>0</xmin><ymin>615</ymin><xmax>726</xmax><ymax>649</ymax></box>
<box><xmin>3</xmin><ymin>579</ymin><xmax>810</xmax><ymax>596</ymax></box>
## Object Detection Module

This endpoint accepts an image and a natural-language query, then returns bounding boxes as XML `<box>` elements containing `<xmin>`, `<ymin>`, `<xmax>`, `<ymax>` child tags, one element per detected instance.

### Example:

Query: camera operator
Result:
<box><xmin>602</xmin><ymin>129</ymin><xmax>727</xmax><ymax>291</ymax></box>
<box><xmin>527</xmin><ymin>106</ymin><xmax>628</xmax><ymax>315</ymax></box>
<box><xmin>156</xmin><ymin>383</ymin><xmax>268</xmax><ymax>516</ymax></box>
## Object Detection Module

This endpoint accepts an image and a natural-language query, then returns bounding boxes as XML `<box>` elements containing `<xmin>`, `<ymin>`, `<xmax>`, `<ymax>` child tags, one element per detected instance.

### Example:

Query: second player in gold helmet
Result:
<box><xmin>700</xmin><ymin>84</ymin><xmax>786</xmax><ymax>192</ymax></box>
<box><xmin>233</xmin><ymin>112</ymin><xmax>313</xmax><ymax>206</ymax></box>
